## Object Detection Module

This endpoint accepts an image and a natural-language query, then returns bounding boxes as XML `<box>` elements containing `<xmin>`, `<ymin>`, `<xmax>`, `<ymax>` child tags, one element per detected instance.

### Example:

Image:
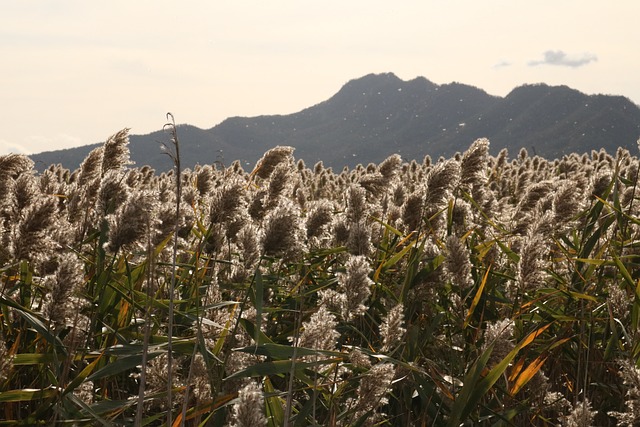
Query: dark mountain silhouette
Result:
<box><xmin>30</xmin><ymin>73</ymin><xmax>640</xmax><ymax>172</ymax></box>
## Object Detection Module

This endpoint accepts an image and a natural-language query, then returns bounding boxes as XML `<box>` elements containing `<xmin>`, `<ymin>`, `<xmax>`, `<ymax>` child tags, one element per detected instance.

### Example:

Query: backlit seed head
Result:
<box><xmin>260</xmin><ymin>199</ymin><xmax>304</xmax><ymax>259</ymax></box>
<box><xmin>338</xmin><ymin>255</ymin><xmax>373</xmax><ymax>320</ymax></box>
<box><xmin>230</xmin><ymin>381</ymin><xmax>266</xmax><ymax>427</ymax></box>
<box><xmin>101</xmin><ymin>128</ymin><xmax>132</xmax><ymax>174</ymax></box>
<box><xmin>380</xmin><ymin>303</ymin><xmax>406</xmax><ymax>351</ymax></box>
<box><xmin>298</xmin><ymin>305</ymin><xmax>340</xmax><ymax>351</ymax></box>
<box><xmin>253</xmin><ymin>146</ymin><xmax>294</xmax><ymax>180</ymax></box>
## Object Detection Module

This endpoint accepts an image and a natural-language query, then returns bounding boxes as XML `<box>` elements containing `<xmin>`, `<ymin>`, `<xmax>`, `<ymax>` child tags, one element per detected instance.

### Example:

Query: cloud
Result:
<box><xmin>0</xmin><ymin>139</ymin><xmax>29</xmax><ymax>155</ymax></box>
<box><xmin>493</xmin><ymin>60</ymin><xmax>512</xmax><ymax>69</ymax></box>
<box><xmin>528</xmin><ymin>50</ymin><xmax>598</xmax><ymax>68</ymax></box>
<box><xmin>29</xmin><ymin>134</ymin><xmax>84</xmax><ymax>150</ymax></box>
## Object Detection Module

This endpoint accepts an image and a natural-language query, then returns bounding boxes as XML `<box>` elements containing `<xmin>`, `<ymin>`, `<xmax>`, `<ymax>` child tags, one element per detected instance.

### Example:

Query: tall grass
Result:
<box><xmin>2</xmin><ymin>131</ymin><xmax>640</xmax><ymax>425</ymax></box>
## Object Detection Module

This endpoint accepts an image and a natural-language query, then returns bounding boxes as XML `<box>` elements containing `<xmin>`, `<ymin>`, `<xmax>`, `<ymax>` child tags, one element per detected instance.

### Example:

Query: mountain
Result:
<box><xmin>30</xmin><ymin>73</ymin><xmax>640</xmax><ymax>172</ymax></box>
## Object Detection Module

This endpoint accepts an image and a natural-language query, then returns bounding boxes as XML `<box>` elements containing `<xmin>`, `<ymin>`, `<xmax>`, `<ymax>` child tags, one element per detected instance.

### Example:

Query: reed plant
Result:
<box><xmin>3</xmin><ymin>130</ymin><xmax>640</xmax><ymax>426</ymax></box>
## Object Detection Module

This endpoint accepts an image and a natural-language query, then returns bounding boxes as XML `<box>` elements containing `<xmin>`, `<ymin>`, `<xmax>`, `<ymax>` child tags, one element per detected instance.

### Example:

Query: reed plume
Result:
<box><xmin>443</xmin><ymin>235</ymin><xmax>473</xmax><ymax>290</ymax></box>
<box><xmin>252</xmin><ymin>145</ymin><xmax>294</xmax><ymax>180</ymax></box>
<box><xmin>260</xmin><ymin>199</ymin><xmax>304</xmax><ymax>259</ymax></box>
<box><xmin>42</xmin><ymin>253</ymin><xmax>85</xmax><ymax>328</ymax></box>
<box><xmin>609</xmin><ymin>359</ymin><xmax>640</xmax><ymax>425</ymax></box>
<box><xmin>298</xmin><ymin>305</ymin><xmax>340</xmax><ymax>351</ymax></box>
<box><xmin>380</xmin><ymin>303</ymin><xmax>405</xmax><ymax>351</ymax></box>
<box><xmin>13</xmin><ymin>196</ymin><xmax>59</xmax><ymax>264</ymax></box>
<box><xmin>349</xmin><ymin>363</ymin><xmax>396</xmax><ymax>425</ymax></box>
<box><xmin>101</xmin><ymin>128</ymin><xmax>132</xmax><ymax>174</ymax></box>
<box><xmin>230</xmin><ymin>381</ymin><xmax>266</xmax><ymax>427</ymax></box>
<box><xmin>105</xmin><ymin>190</ymin><xmax>157</xmax><ymax>253</ymax></box>
<box><xmin>564</xmin><ymin>399</ymin><xmax>597</xmax><ymax>427</ymax></box>
<box><xmin>337</xmin><ymin>254</ymin><xmax>373</xmax><ymax>320</ymax></box>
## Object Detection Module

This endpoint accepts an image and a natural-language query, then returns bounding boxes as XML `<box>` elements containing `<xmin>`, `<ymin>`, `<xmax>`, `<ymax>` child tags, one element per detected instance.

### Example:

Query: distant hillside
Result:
<box><xmin>30</xmin><ymin>73</ymin><xmax>640</xmax><ymax>172</ymax></box>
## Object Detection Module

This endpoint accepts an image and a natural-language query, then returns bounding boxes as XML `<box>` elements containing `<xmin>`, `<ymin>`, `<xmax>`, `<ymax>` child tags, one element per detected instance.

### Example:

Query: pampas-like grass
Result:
<box><xmin>260</xmin><ymin>199</ymin><xmax>304</xmax><ymax>259</ymax></box>
<box><xmin>297</xmin><ymin>305</ymin><xmax>340</xmax><ymax>352</ymax></box>
<box><xmin>304</xmin><ymin>199</ymin><xmax>334</xmax><ymax>241</ymax></box>
<box><xmin>564</xmin><ymin>399</ymin><xmax>597</xmax><ymax>427</ymax></box>
<box><xmin>609</xmin><ymin>360</ymin><xmax>640</xmax><ymax>425</ymax></box>
<box><xmin>13</xmin><ymin>196</ymin><xmax>59</xmax><ymax>264</ymax></box>
<box><xmin>5</xmin><ymin>134</ymin><xmax>640</xmax><ymax>425</ymax></box>
<box><xmin>229</xmin><ymin>381</ymin><xmax>267</xmax><ymax>427</ymax></box>
<box><xmin>252</xmin><ymin>145</ymin><xmax>294</xmax><ymax>180</ymax></box>
<box><xmin>101</xmin><ymin>128</ymin><xmax>132</xmax><ymax>174</ymax></box>
<box><xmin>380</xmin><ymin>303</ymin><xmax>405</xmax><ymax>351</ymax></box>
<box><xmin>349</xmin><ymin>363</ymin><xmax>396</xmax><ymax>424</ymax></box>
<box><xmin>105</xmin><ymin>190</ymin><xmax>157</xmax><ymax>253</ymax></box>
<box><xmin>337</xmin><ymin>254</ymin><xmax>373</xmax><ymax>320</ymax></box>
<box><xmin>210</xmin><ymin>181</ymin><xmax>246</xmax><ymax>225</ymax></box>
<box><xmin>0</xmin><ymin>153</ymin><xmax>34</xmax><ymax>180</ymax></box>
<box><xmin>41</xmin><ymin>253</ymin><xmax>85</xmax><ymax>327</ymax></box>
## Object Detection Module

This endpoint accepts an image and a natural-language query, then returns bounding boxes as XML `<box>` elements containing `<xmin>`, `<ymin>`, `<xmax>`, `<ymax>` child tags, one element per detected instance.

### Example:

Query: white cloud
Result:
<box><xmin>0</xmin><ymin>139</ymin><xmax>29</xmax><ymax>155</ymax></box>
<box><xmin>493</xmin><ymin>60</ymin><xmax>512</xmax><ymax>69</ymax></box>
<box><xmin>528</xmin><ymin>50</ymin><xmax>598</xmax><ymax>68</ymax></box>
<box><xmin>1</xmin><ymin>134</ymin><xmax>85</xmax><ymax>156</ymax></box>
<box><xmin>23</xmin><ymin>134</ymin><xmax>84</xmax><ymax>154</ymax></box>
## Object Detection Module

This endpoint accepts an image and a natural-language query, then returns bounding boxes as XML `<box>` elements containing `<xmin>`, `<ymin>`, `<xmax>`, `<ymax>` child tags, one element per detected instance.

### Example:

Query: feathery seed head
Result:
<box><xmin>253</xmin><ymin>146</ymin><xmax>294</xmax><ymax>180</ymax></box>
<box><xmin>609</xmin><ymin>359</ymin><xmax>640</xmax><ymax>425</ymax></box>
<box><xmin>42</xmin><ymin>253</ymin><xmax>85</xmax><ymax>327</ymax></box>
<box><xmin>346</xmin><ymin>220</ymin><xmax>373</xmax><ymax>256</ymax></box>
<box><xmin>14</xmin><ymin>196</ymin><xmax>60</xmax><ymax>264</ymax></box>
<box><xmin>101</xmin><ymin>128</ymin><xmax>132</xmax><ymax>174</ymax></box>
<box><xmin>105</xmin><ymin>190</ymin><xmax>158</xmax><ymax>253</ymax></box>
<box><xmin>380</xmin><ymin>303</ymin><xmax>406</xmax><ymax>351</ymax></box>
<box><xmin>73</xmin><ymin>381</ymin><xmax>95</xmax><ymax>406</ymax></box>
<box><xmin>78</xmin><ymin>147</ymin><xmax>104</xmax><ymax>187</ymax></box>
<box><xmin>338</xmin><ymin>255</ymin><xmax>373</xmax><ymax>320</ymax></box>
<box><xmin>352</xmin><ymin>363</ymin><xmax>396</xmax><ymax>421</ymax></box>
<box><xmin>305</xmin><ymin>199</ymin><xmax>334</xmax><ymax>240</ymax></box>
<box><xmin>349</xmin><ymin>348</ymin><xmax>372</xmax><ymax>369</ymax></box>
<box><xmin>345</xmin><ymin>185</ymin><xmax>369</xmax><ymax>224</ymax></box>
<box><xmin>592</xmin><ymin>171</ymin><xmax>612</xmax><ymax>199</ymax></box>
<box><xmin>514</xmin><ymin>209</ymin><xmax>554</xmax><ymax>292</ymax></box>
<box><xmin>424</xmin><ymin>159</ymin><xmax>460</xmax><ymax>207</ymax></box>
<box><xmin>401</xmin><ymin>189</ymin><xmax>425</xmax><ymax>232</ymax></box>
<box><xmin>564</xmin><ymin>398</ymin><xmax>597</xmax><ymax>427</ymax></box>
<box><xmin>0</xmin><ymin>154</ymin><xmax>34</xmax><ymax>180</ymax></box>
<box><xmin>230</xmin><ymin>381</ymin><xmax>266</xmax><ymax>427</ymax></box>
<box><xmin>460</xmin><ymin>138</ymin><xmax>490</xmax><ymax>189</ymax></box>
<box><xmin>260</xmin><ymin>199</ymin><xmax>304</xmax><ymax>259</ymax></box>
<box><xmin>378</xmin><ymin>154</ymin><xmax>403</xmax><ymax>180</ymax></box>
<box><xmin>195</xmin><ymin>164</ymin><xmax>216</xmax><ymax>197</ymax></box>
<box><xmin>482</xmin><ymin>319</ymin><xmax>515</xmax><ymax>366</ymax></box>
<box><xmin>297</xmin><ymin>305</ymin><xmax>340</xmax><ymax>351</ymax></box>
<box><xmin>97</xmin><ymin>170</ymin><xmax>129</xmax><ymax>215</ymax></box>
<box><xmin>14</xmin><ymin>173</ymin><xmax>40</xmax><ymax>213</ymax></box>
<box><xmin>358</xmin><ymin>172</ymin><xmax>387</xmax><ymax>197</ymax></box>
<box><xmin>210</xmin><ymin>181</ymin><xmax>246</xmax><ymax>225</ymax></box>
<box><xmin>266</xmin><ymin>162</ymin><xmax>294</xmax><ymax>203</ymax></box>
<box><xmin>443</xmin><ymin>235</ymin><xmax>473</xmax><ymax>290</ymax></box>
<box><xmin>191</xmin><ymin>353</ymin><xmax>212</xmax><ymax>403</ymax></box>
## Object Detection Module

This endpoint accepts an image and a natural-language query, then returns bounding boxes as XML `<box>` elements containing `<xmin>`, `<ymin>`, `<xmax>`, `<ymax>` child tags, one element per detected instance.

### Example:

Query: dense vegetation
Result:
<box><xmin>2</xmin><ymin>125</ymin><xmax>640</xmax><ymax>425</ymax></box>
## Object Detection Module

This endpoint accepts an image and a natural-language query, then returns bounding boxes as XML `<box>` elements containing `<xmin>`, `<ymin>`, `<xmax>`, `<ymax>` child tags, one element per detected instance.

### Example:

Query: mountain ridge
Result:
<box><xmin>29</xmin><ymin>73</ymin><xmax>640</xmax><ymax>171</ymax></box>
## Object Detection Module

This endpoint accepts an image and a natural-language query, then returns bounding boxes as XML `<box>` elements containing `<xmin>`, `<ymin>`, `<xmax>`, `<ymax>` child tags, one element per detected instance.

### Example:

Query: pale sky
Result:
<box><xmin>1</xmin><ymin>1</ymin><xmax>639</xmax><ymax>155</ymax></box>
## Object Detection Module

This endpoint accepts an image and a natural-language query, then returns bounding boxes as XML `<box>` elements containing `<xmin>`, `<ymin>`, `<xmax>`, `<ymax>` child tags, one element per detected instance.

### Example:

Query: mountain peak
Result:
<box><xmin>29</xmin><ymin>74</ymin><xmax>640</xmax><ymax>172</ymax></box>
<box><xmin>335</xmin><ymin>73</ymin><xmax>436</xmax><ymax>97</ymax></box>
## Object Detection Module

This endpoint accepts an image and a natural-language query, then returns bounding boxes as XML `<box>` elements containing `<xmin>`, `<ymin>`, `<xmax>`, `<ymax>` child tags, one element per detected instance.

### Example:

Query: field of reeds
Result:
<box><xmin>2</xmin><ymin>121</ymin><xmax>640</xmax><ymax>425</ymax></box>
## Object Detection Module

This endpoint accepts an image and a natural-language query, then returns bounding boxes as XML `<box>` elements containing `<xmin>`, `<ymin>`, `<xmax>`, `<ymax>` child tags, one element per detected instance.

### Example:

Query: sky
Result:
<box><xmin>1</xmin><ymin>1</ymin><xmax>639</xmax><ymax>155</ymax></box>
